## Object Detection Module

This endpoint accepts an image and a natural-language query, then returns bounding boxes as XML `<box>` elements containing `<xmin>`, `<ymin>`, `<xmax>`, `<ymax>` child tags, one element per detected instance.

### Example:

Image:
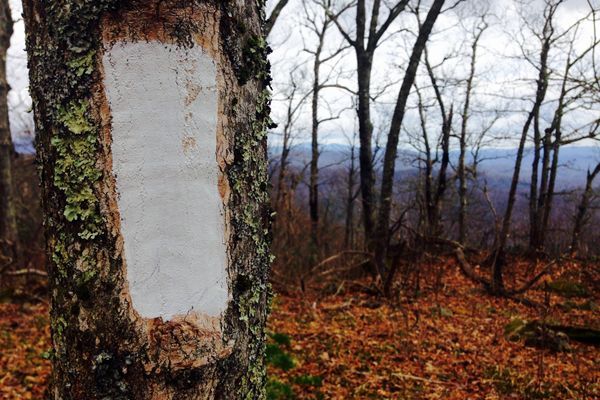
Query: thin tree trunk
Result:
<box><xmin>533</xmin><ymin>126</ymin><xmax>552</xmax><ymax>250</ymax></box>
<box><xmin>265</xmin><ymin>0</ymin><xmax>290</xmax><ymax>37</ymax></box>
<box><xmin>539</xmin><ymin>54</ymin><xmax>571</xmax><ymax>247</ymax></box>
<box><xmin>0</xmin><ymin>0</ymin><xmax>17</xmax><ymax>263</ymax></box>
<box><xmin>570</xmin><ymin>163</ymin><xmax>600</xmax><ymax>255</ymax></box>
<box><xmin>275</xmin><ymin>124</ymin><xmax>291</xmax><ymax>208</ymax></box>
<box><xmin>458</xmin><ymin>22</ymin><xmax>486</xmax><ymax>245</ymax></box>
<box><xmin>493</xmin><ymin>109</ymin><xmax>534</xmax><ymax>293</ymax></box>
<box><xmin>422</xmin><ymin>44</ymin><xmax>451</xmax><ymax>239</ymax></box>
<box><xmin>458</xmin><ymin>95</ymin><xmax>470</xmax><ymax>244</ymax></box>
<box><xmin>529</xmin><ymin>111</ymin><xmax>541</xmax><ymax>250</ymax></box>
<box><xmin>356</xmin><ymin>52</ymin><xmax>376</xmax><ymax>241</ymax></box>
<box><xmin>24</xmin><ymin>1</ymin><xmax>272</xmax><ymax>398</ymax></box>
<box><xmin>309</xmin><ymin>32</ymin><xmax>324</xmax><ymax>249</ymax></box>
<box><xmin>527</xmin><ymin>4</ymin><xmax>555</xmax><ymax>253</ymax></box>
<box><xmin>541</xmin><ymin>135</ymin><xmax>559</xmax><ymax>244</ymax></box>
<box><xmin>432</xmin><ymin>107</ymin><xmax>452</xmax><ymax>238</ymax></box>
<box><xmin>345</xmin><ymin>142</ymin><xmax>357</xmax><ymax>248</ymax></box>
<box><xmin>415</xmin><ymin>86</ymin><xmax>434</xmax><ymax>237</ymax></box>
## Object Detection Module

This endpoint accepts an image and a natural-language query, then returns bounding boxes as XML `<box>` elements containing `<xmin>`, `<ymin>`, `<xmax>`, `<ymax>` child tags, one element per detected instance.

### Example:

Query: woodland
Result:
<box><xmin>0</xmin><ymin>0</ymin><xmax>599</xmax><ymax>399</ymax></box>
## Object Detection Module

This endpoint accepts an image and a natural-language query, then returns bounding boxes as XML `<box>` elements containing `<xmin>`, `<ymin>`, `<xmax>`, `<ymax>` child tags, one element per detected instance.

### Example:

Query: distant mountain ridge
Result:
<box><xmin>16</xmin><ymin>133</ymin><xmax>598</xmax><ymax>189</ymax></box>
<box><xmin>269</xmin><ymin>143</ymin><xmax>599</xmax><ymax>189</ymax></box>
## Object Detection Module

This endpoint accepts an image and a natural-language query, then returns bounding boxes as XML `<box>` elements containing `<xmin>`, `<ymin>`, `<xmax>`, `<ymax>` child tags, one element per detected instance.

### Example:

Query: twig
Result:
<box><xmin>5</xmin><ymin>268</ymin><xmax>48</xmax><ymax>278</ymax></box>
<box><xmin>508</xmin><ymin>258</ymin><xmax>559</xmax><ymax>295</ymax></box>
<box><xmin>392</xmin><ymin>372</ymin><xmax>461</xmax><ymax>387</ymax></box>
<box><xmin>301</xmin><ymin>250</ymin><xmax>372</xmax><ymax>281</ymax></box>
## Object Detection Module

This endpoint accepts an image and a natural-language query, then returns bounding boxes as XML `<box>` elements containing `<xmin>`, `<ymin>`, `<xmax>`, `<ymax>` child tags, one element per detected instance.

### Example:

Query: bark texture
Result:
<box><xmin>0</xmin><ymin>0</ymin><xmax>17</xmax><ymax>262</ymax></box>
<box><xmin>23</xmin><ymin>1</ymin><xmax>272</xmax><ymax>399</ymax></box>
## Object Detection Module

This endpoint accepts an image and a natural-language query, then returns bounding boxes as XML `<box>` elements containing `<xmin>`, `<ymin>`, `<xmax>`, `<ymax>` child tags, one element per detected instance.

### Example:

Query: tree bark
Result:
<box><xmin>23</xmin><ymin>1</ymin><xmax>272</xmax><ymax>398</ymax></box>
<box><xmin>0</xmin><ymin>0</ymin><xmax>17</xmax><ymax>263</ymax></box>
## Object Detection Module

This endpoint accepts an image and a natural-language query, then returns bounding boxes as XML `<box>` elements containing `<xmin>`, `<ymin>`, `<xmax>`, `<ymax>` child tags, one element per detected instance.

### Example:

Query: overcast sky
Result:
<box><xmin>267</xmin><ymin>0</ymin><xmax>600</xmax><ymax>152</ymax></box>
<box><xmin>5</xmin><ymin>0</ymin><xmax>600</xmax><ymax>159</ymax></box>
<box><xmin>7</xmin><ymin>0</ymin><xmax>31</xmax><ymax>138</ymax></box>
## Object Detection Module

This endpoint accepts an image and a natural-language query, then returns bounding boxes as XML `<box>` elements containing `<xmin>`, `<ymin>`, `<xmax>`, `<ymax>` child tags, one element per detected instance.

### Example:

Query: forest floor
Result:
<box><xmin>0</xmin><ymin>260</ymin><xmax>598</xmax><ymax>399</ymax></box>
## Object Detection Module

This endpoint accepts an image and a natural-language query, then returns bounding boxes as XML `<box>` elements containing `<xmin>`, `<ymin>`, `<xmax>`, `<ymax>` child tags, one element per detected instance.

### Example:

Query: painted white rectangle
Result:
<box><xmin>102</xmin><ymin>41</ymin><xmax>228</xmax><ymax>320</ymax></box>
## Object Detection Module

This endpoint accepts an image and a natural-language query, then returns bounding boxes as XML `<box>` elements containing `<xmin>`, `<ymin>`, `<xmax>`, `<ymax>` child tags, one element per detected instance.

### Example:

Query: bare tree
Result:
<box><xmin>419</xmin><ymin>35</ymin><xmax>455</xmax><ymax>239</ymax></box>
<box><xmin>458</xmin><ymin>15</ymin><xmax>488</xmax><ymax>245</ymax></box>
<box><xmin>491</xmin><ymin>0</ymin><xmax>562</xmax><ymax>292</ymax></box>
<box><xmin>274</xmin><ymin>67</ymin><xmax>308</xmax><ymax>208</ymax></box>
<box><xmin>488</xmin><ymin>0</ymin><xmax>599</xmax><ymax>291</ymax></box>
<box><xmin>302</xmin><ymin>0</ymin><xmax>349</xmax><ymax>247</ymax></box>
<box><xmin>328</xmin><ymin>0</ymin><xmax>412</xmax><ymax>240</ymax></box>
<box><xmin>526</xmin><ymin>1</ymin><xmax>600</xmax><ymax>252</ymax></box>
<box><xmin>374</xmin><ymin>0</ymin><xmax>448</xmax><ymax>276</ymax></box>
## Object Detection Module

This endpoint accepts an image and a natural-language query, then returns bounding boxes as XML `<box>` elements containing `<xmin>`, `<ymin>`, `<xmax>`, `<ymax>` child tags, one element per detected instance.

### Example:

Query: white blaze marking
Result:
<box><xmin>103</xmin><ymin>41</ymin><xmax>228</xmax><ymax>320</ymax></box>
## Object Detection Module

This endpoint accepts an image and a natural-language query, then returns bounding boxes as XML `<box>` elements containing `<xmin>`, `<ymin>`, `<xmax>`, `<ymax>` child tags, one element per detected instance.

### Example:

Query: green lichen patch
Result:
<box><xmin>51</xmin><ymin>99</ymin><xmax>102</xmax><ymax>239</ymax></box>
<box><xmin>67</xmin><ymin>50</ymin><xmax>96</xmax><ymax>77</ymax></box>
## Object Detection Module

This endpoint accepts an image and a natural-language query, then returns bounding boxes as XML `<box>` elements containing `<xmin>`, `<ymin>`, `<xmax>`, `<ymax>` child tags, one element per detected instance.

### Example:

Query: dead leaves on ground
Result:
<box><xmin>0</xmin><ymin>303</ymin><xmax>50</xmax><ymax>400</ymax></box>
<box><xmin>0</xmin><ymin>261</ymin><xmax>598</xmax><ymax>399</ymax></box>
<box><xmin>267</xmin><ymin>264</ymin><xmax>598</xmax><ymax>399</ymax></box>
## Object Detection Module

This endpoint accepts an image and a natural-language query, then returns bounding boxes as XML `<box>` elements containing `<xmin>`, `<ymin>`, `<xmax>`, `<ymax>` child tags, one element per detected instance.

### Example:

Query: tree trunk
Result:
<box><xmin>275</xmin><ymin>79</ymin><xmax>298</xmax><ymax>209</ymax></box>
<box><xmin>458</xmin><ymin>99</ymin><xmax>469</xmax><ymax>245</ymax></box>
<box><xmin>458</xmin><ymin>22</ymin><xmax>485</xmax><ymax>245</ymax></box>
<box><xmin>23</xmin><ymin>1</ymin><xmax>272</xmax><ymax>398</ymax></box>
<box><xmin>432</xmin><ymin>106</ymin><xmax>452</xmax><ymax>238</ymax></box>
<box><xmin>570</xmin><ymin>163</ymin><xmax>600</xmax><ymax>255</ymax></box>
<box><xmin>356</xmin><ymin>51</ymin><xmax>376</xmax><ymax>241</ymax></box>
<box><xmin>309</xmin><ymin>41</ymin><xmax>323</xmax><ymax>249</ymax></box>
<box><xmin>539</xmin><ymin>56</ymin><xmax>570</xmax><ymax>248</ymax></box>
<box><xmin>275</xmin><ymin>127</ymin><xmax>291</xmax><ymax>209</ymax></box>
<box><xmin>415</xmin><ymin>86</ymin><xmax>434</xmax><ymax>237</ymax></box>
<box><xmin>527</xmin><ymin>6</ymin><xmax>554</xmax><ymax>253</ymax></box>
<box><xmin>422</xmin><ymin>44</ymin><xmax>451</xmax><ymax>239</ymax></box>
<box><xmin>345</xmin><ymin>141</ymin><xmax>357</xmax><ymax>248</ymax></box>
<box><xmin>0</xmin><ymin>0</ymin><xmax>17</xmax><ymax>263</ymax></box>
